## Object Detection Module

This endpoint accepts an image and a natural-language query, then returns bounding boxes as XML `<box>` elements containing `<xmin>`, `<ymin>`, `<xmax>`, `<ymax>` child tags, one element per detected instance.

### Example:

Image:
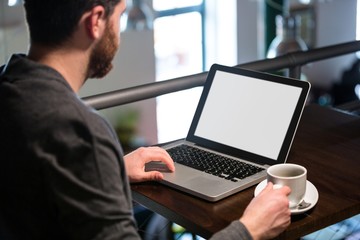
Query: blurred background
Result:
<box><xmin>1</xmin><ymin>1</ymin><xmax>360</xmax><ymax>239</ymax></box>
<box><xmin>1</xmin><ymin>0</ymin><xmax>359</xmax><ymax>148</ymax></box>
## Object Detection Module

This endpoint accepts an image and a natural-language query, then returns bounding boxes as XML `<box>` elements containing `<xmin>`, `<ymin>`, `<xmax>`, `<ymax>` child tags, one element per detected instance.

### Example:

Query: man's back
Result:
<box><xmin>0</xmin><ymin>54</ymin><xmax>139</xmax><ymax>239</ymax></box>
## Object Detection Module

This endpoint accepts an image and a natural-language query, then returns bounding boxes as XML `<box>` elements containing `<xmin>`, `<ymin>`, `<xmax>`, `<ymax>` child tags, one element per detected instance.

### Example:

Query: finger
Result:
<box><xmin>142</xmin><ymin>147</ymin><xmax>169</xmax><ymax>160</ymax></box>
<box><xmin>144</xmin><ymin>171</ymin><xmax>164</xmax><ymax>181</ymax></box>
<box><xmin>146</xmin><ymin>147</ymin><xmax>175</xmax><ymax>172</ymax></box>
<box><xmin>279</xmin><ymin>185</ymin><xmax>291</xmax><ymax>196</ymax></box>
<box><xmin>258</xmin><ymin>182</ymin><xmax>273</xmax><ymax>196</ymax></box>
<box><xmin>281</xmin><ymin>212</ymin><xmax>292</xmax><ymax>227</ymax></box>
<box><xmin>264</xmin><ymin>182</ymin><xmax>274</xmax><ymax>191</ymax></box>
<box><xmin>160</xmin><ymin>157</ymin><xmax>175</xmax><ymax>172</ymax></box>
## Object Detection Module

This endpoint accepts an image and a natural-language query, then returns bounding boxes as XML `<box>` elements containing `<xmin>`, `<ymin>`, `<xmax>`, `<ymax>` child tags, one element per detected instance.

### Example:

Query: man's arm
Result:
<box><xmin>211</xmin><ymin>182</ymin><xmax>291</xmax><ymax>240</ymax></box>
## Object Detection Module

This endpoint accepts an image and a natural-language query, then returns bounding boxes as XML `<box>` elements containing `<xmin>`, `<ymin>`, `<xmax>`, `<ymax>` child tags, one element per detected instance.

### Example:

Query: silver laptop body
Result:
<box><xmin>146</xmin><ymin>64</ymin><xmax>311</xmax><ymax>202</ymax></box>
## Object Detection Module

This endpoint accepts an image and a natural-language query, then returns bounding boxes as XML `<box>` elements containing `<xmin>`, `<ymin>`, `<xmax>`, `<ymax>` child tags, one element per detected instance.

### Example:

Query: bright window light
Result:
<box><xmin>153</xmin><ymin>0</ymin><xmax>203</xmax><ymax>11</ymax></box>
<box><xmin>357</xmin><ymin>0</ymin><xmax>360</xmax><ymax>58</ymax></box>
<box><xmin>358</xmin><ymin>0</ymin><xmax>360</xmax><ymax>40</ymax></box>
<box><xmin>8</xmin><ymin>0</ymin><xmax>18</xmax><ymax>7</ymax></box>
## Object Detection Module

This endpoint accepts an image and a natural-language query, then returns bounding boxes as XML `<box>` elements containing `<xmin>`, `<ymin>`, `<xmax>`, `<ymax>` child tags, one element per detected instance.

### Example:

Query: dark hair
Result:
<box><xmin>24</xmin><ymin>0</ymin><xmax>121</xmax><ymax>46</ymax></box>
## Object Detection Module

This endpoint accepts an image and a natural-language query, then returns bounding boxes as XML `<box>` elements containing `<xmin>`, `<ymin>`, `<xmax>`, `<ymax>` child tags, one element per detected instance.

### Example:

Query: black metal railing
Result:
<box><xmin>83</xmin><ymin>41</ymin><xmax>360</xmax><ymax>110</ymax></box>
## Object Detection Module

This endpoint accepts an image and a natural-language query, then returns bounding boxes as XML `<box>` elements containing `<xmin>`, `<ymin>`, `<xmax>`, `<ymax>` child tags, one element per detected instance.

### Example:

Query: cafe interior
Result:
<box><xmin>1</xmin><ymin>0</ymin><xmax>359</xmax><ymax>239</ymax></box>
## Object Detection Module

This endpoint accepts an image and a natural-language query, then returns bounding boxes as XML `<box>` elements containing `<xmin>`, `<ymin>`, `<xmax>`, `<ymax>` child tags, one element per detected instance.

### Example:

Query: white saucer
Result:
<box><xmin>254</xmin><ymin>180</ymin><xmax>319</xmax><ymax>215</ymax></box>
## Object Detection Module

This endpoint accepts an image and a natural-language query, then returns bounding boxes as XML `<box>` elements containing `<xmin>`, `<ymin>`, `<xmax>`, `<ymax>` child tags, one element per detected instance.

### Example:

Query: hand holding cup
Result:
<box><xmin>267</xmin><ymin>163</ymin><xmax>307</xmax><ymax>208</ymax></box>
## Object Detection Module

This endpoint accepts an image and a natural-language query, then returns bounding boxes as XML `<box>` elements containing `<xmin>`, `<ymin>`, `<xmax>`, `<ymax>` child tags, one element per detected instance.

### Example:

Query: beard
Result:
<box><xmin>87</xmin><ymin>22</ymin><xmax>119</xmax><ymax>79</ymax></box>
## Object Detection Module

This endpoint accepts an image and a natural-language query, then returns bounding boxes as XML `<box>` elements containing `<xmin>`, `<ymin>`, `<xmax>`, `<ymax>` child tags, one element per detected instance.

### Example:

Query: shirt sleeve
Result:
<box><xmin>35</xmin><ymin>110</ymin><xmax>141</xmax><ymax>240</ymax></box>
<box><xmin>210</xmin><ymin>220</ymin><xmax>253</xmax><ymax>240</ymax></box>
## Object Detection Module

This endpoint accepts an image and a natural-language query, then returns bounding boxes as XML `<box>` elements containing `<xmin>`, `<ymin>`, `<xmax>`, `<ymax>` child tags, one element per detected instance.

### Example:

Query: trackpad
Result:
<box><xmin>183</xmin><ymin>176</ymin><xmax>224</xmax><ymax>193</ymax></box>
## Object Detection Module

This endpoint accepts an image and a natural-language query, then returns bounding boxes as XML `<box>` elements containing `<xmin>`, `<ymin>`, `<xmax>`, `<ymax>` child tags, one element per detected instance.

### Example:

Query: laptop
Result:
<box><xmin>146</xmin><ymin>63</ymin><xmax>311</xmax><ymax>202</ymax></box>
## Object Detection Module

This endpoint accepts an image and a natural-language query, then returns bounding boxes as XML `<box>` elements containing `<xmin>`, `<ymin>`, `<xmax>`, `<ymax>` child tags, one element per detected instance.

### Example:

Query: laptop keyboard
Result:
<box><xmin>167</xmin><ymin>145</ymin><xmax>264</xmax><ymax>182</ymax></box>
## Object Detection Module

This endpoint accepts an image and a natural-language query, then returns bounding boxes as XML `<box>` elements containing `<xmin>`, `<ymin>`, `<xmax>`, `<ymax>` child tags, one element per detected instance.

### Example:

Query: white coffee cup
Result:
<box><xmin>267</xmin><ymin>163</ymin><xmax>307</xmax><ymax>208</ymax></box>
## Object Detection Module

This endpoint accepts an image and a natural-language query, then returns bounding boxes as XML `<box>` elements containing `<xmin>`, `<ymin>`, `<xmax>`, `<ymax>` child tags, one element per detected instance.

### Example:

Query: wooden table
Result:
<box><xmin>131</xmin><ymin>104</ymin><xmax>360</xmax><ymax>239</ymax></box>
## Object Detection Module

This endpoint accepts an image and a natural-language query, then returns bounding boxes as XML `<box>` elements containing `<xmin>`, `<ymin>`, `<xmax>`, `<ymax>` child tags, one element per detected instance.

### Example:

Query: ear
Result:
<box><xmin>84</xmin><ymin>5</ymin><xmax>107</xmax><ymax>40</ymax></box>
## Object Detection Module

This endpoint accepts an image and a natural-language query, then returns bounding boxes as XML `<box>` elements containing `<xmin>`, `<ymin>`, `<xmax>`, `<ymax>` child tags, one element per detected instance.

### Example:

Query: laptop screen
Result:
<box><xmin>188</xmin><ymin>64</ymin><xmax>310</xmax><ymax>166</ymax></box>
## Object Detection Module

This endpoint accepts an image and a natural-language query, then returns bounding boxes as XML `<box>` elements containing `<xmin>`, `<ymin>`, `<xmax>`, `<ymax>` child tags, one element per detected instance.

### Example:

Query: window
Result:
<box><xmin>357</xmin><ymin>0</ymin><xmax>360</xmax><ymax>41</ymax></box>
<box><xmin>356</xmin><ymin>0</ymin><xmax>360</xmax><ymax>98</ymax></box>
<box><xmin>154</xmin><ymin>1</ymin><xmax>205</xmax><ymax>143</ymax></box>
<box><xmin>153</xmin><ymin>0</ymin><xmax>203</xmax><ymax>11</ymax></box>
<box><xmin>154</xmin><ymin>1</ymin><xmax>237</xmax><ymax>143</ymax></box>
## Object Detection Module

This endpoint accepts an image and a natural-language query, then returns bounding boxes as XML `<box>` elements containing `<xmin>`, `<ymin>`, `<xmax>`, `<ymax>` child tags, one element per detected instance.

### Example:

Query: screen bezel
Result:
<box><xmin>186</xmin><ymin>64</ymin><xmax>311</xmax><ymax>166</ymax></box>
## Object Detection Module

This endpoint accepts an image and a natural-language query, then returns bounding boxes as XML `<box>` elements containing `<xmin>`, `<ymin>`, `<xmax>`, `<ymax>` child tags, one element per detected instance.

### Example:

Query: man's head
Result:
<box><xmin>24</xmin><ymin>0</ymin><xmax>125</xmax><ymax>80</ymax></box>
<box><xmin>24</xmin><ymin>0</ymin><xmax>121</xmax><ymax>47</ymax></box>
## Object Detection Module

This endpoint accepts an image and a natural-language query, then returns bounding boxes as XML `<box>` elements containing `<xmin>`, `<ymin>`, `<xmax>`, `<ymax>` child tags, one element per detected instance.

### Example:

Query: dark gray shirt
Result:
<box><xmin>0</xmin><ymin>54</ymin><xmax>252</xmax><ymax>240</ymax></box>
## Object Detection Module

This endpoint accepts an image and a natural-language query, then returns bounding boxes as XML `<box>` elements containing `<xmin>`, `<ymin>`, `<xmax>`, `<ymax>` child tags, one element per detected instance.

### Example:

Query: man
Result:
<box><xmin>0</xmin><ymin>0</ymin><xmax>291</xmax><ymax>239</ymax></box>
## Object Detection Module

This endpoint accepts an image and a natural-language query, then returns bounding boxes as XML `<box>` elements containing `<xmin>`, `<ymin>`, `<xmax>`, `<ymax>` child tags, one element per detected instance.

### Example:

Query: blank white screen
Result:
<box><xmin>194</xmin><ymin>71</ymin><xmax>302</xmax><ymax>160</ymax></box>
